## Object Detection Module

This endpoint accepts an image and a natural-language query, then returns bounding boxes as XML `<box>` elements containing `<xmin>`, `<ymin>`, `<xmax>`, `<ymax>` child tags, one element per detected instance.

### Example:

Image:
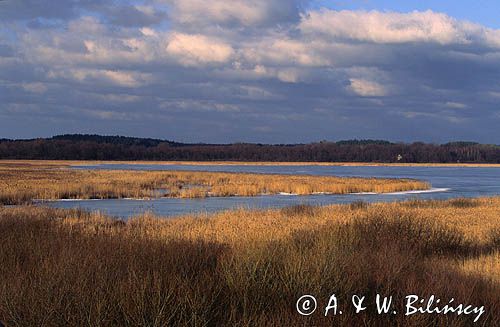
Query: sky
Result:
<box><xmin>0</xmin><ymin>1</ymin><xmax>499</xmax><ymax>144</ymax></box>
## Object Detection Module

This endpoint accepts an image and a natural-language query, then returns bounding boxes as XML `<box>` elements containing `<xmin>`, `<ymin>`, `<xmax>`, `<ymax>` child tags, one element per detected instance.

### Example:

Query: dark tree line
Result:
<box><xmin>0</xmin><ymin>135</ymin><xmax>499</xmax><ymax>163</ymax></box>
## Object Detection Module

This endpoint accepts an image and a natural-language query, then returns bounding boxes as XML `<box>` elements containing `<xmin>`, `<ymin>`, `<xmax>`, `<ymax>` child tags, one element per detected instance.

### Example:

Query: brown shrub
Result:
<box><xmin>0</xmin><ymin>201</ymin><xmax>499</xmax><ymax>326</ymax></box>
<box><xmin>281</xmin><ymin>204</ymin><xmax>318</xmax><ymax>217</ymax></box>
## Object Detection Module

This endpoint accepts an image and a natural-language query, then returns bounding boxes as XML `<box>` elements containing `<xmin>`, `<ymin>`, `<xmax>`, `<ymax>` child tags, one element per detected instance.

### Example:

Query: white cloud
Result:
<box><xmin>444</xmin><ymin>101</ymin><xmax>467</xmax><ymax>109</ymax></box>
<box><xmin>83</xmin><ymin>109</ymin><xmax>132</xmax><ymax>120</ymax></box>
<box><xmin>241</xmin><ymin>38</ymin><xmax>330</xmax><ymax>67</ymax></box>
<box><xmin>159</xmin><ymin>99</ymin><xmax>240</xmax><ymax>112</ymax></box>
<box><xmin>68</xmin><ymin>16</ymin><xmax>106</xmax><ymax>35</ymax></box>
<box><xmin>22</xmin><ymin>82</ymin><xmax>48</xmax><ymax>94</ymax></box>
<box><xmin>48</xmin><ymin>69</ymin><xmax>152</xmax><ymax>87</ymax></box>
<box><xmin>238</xmin><ymin>85</ymin><xmax>277</xmax><ymax>100</ymax></box>
<box><xmin>2</xmin><ymin>3</ymin><xmax>500</xmax><ymax>141</ymax></box>
<box><xmin>300</xmin><ymin>9</ymin><xmax>500</xmax><ymax>47</ymax></box>
<box><xmin>166</xmin><ymin>33</ymin><xmax>234</xmax><ymax>66</ymax></box>
<box><xmin>488</xmin><ymin>91</ymin><xmax>500</xmax><ymax>98</ymax></box>
<box><xmin>89</xmin><ymin>93</ymin><xmax>142</xmax><ymax>103</ymax></box>
<box><xmin>140</xmin><ymin>27</ymin><xmax>158</xmax><ymax>37</ymax></box>
<box><xmin>277</xmin><ymin>69</ymin><xmax>301</xmax><ymax>83</ymax></box>
<box><xmin>102</xmin><ymin>70</ymin><xmax>150</xmax><ymax>87</ymax></box>
<box><xmin>21</xmin><ymin>26</ymin><xmax>158</xmax><ymax>65</ymax></box>
<box><xmin>348</xmin><ymin>78</ymin><xmax>387</xmax><ymax>97</ymax></box>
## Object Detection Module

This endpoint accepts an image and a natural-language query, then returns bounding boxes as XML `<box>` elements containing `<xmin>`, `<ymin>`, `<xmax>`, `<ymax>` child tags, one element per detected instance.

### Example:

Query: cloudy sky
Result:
<box><xmin>1</xmin><ymin>1</ymin><xmax>499</xmax><ymax>143</ymax></box>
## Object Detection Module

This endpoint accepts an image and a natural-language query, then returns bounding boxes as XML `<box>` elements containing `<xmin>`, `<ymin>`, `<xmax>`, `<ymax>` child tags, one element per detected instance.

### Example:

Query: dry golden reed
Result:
<box><xmin>0</xmin><ymin>197</ymin><xmax>498</xmax><ymax>326</ymax></box>
<box><xmin>0</xmin><ymin>165</ymin><xmax>429</xmax><ymax>204</ymax></box>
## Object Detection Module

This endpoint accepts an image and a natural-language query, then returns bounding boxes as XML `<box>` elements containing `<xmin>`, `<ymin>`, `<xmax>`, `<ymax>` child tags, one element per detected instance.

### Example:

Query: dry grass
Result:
<box><xmin>0</xmin><ymin>166</ymin><xmax>429</xmax><ymax>205</ymax></box>
<box><xmin>453</xmin><ymin>251</ymin><xmax>500</xmax><ymax>284</ymax></box>
<box><xmin>453</xmin><ymin>228</ymin><xmax>500</xmax><ymax>284</ymax></box>
<box><xmin>0</xmin><ymin>197</ymin><xmax>499</xmax><ymax>326</ymax></box>
<box><xmin>111</xmin><ymin>197</ymin><xmax>499</xmax><ymax>248</ymax></box>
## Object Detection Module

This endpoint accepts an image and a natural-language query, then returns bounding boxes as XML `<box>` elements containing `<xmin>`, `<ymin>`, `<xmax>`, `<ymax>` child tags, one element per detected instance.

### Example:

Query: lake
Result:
<box><xmin>44</xmin><ymin>164</ymin><xmax>500</xmax><ymax>218</ymax></box>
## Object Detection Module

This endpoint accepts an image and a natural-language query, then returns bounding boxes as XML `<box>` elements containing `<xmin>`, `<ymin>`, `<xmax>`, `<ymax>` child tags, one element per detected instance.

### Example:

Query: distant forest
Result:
<box><xmin>0</xmin><ymin>134</ymin><xmax>499</xmax><ymax>163</ymax></box>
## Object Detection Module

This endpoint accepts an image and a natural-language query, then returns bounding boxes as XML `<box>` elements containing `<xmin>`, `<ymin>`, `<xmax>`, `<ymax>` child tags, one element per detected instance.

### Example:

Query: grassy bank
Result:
<box><xmin>0</xmin><ymin>166</ymin><xmax>429</xmax><ymax>205</ymax></box>
<box><xmin>0</xmin><ymin>197</ymin><xmax>499</xmax><ymax>326</ymax></box>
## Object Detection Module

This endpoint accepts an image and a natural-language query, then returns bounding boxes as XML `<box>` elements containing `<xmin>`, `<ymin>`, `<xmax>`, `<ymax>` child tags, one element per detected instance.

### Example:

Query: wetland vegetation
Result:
<box><xmin>0</xmin><ymin>163</ymin><xmax>429</xmax><ymax>205</ymax></box>
<box><xmin>0</xmin><ymin>162</ymin><xmax>498</xmax><ymax>326</ymax></box>
<box><xmin>0</xmin><ymin>197</ymin><xmax>498</xmax><ymax>326</ymax></box>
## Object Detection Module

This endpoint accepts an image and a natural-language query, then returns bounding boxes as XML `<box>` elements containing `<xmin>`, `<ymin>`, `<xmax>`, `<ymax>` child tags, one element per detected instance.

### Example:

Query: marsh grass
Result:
<box><xmin>449</xmin><ymin>197</ymin><xmax>481</xmax><ymax>208</ymax></box>
<box><xmin>0</xmin><ymin>210</ymin><xmax>228</xmax><ymax>326</ymax></box>
<box><xmin>280</xmin><ymin>204</ymin><xmax>318</xmax><ymax>217</ymax></box>
<box><xmin>349</xmin><ymin>200</ymin><xmax>369</xmax><ymax>210</ymax></box>
<box><xmin>404</xmin><ymin>197</ymin><xmax>480</xmax><ymax>209</ymax></box>
<box><xmin>0</xmin><ymin>197</ymin><xmax>499</xmax><ymax>326</ymax></box>
<box><xmin>0</xmin><ymin>166</ymin><xmax>430</xmax><ymax>205</ymax></box>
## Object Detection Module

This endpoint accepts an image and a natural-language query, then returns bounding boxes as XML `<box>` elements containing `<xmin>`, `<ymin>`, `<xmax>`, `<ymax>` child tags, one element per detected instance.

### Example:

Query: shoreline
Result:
<box><xmin>32</xmin><ymin>187</ymin><xmax>450</xmax><ymax>202</ymax></box>
<box><xmin>1</xmin><ymin>159</ymin><xmax>500</xmax><ymax>168</ymax></box>
<box><xmin>0</xmin><ymin>166</ymin><xmax>430</xmax><ymax>205</ymax></box>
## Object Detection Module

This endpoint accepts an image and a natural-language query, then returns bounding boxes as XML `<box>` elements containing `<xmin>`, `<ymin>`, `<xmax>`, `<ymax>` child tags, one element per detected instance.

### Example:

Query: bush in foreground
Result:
<box><xmin>0</xmin><ymin>199</ymin><xmax>498</xmax><ymax>326</ymax></box>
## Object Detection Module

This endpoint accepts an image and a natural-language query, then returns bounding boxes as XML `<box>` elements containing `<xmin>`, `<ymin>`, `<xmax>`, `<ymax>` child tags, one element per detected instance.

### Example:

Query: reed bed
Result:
<box><xmin>0</xmin><ymin>197</ymin><xmax>499</xmax><ymax>326</ymax></box>
<box><xmin>452</xmin><ymin>251</ymin><xmax>500</xmax><ymax>284</ymax></box>
<box><xmin>0</xmin><ymin>166</ymin><xmax>429</xmax><ymax>205</ymax></box>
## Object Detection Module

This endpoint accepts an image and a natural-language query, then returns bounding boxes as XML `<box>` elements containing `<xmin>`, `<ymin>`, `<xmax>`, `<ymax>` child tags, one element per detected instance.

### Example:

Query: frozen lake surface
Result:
<box><xmin>44</xmin><ymin>164</ymin><xmax>500</xmax><ymax>218</ymax></box>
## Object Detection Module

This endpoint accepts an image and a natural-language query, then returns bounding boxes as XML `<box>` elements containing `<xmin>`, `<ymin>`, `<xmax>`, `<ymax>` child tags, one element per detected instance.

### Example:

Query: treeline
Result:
<box><xmin>0</xmin><ymin>134</ymin><xmax>499</xmax><ymax>163</ymax></box>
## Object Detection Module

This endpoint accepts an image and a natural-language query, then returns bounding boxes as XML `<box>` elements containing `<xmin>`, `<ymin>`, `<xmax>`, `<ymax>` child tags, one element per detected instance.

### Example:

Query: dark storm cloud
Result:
<box><xmin>0</xmin><ymin>43</ymin><xmax>14</xmax><ymax>57</ymax></box>
<box><xmin>0</xmin><ymin>0</ymin><xmax>97</xmax><ymax>20</ymax></box>
<box><xmin>164</xmin><ymin>0</ymin><xmax>308</xmax><ymax>29</ymax></box>
<box><xmin>103</xmin><ymin>5</ymin><xmax>166</xmax><ymax>27</ymax></box>
<box><xmin>0</xmin><ymin>1</ymin><xmax>499</xmax><ymax>142</ymax></box>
